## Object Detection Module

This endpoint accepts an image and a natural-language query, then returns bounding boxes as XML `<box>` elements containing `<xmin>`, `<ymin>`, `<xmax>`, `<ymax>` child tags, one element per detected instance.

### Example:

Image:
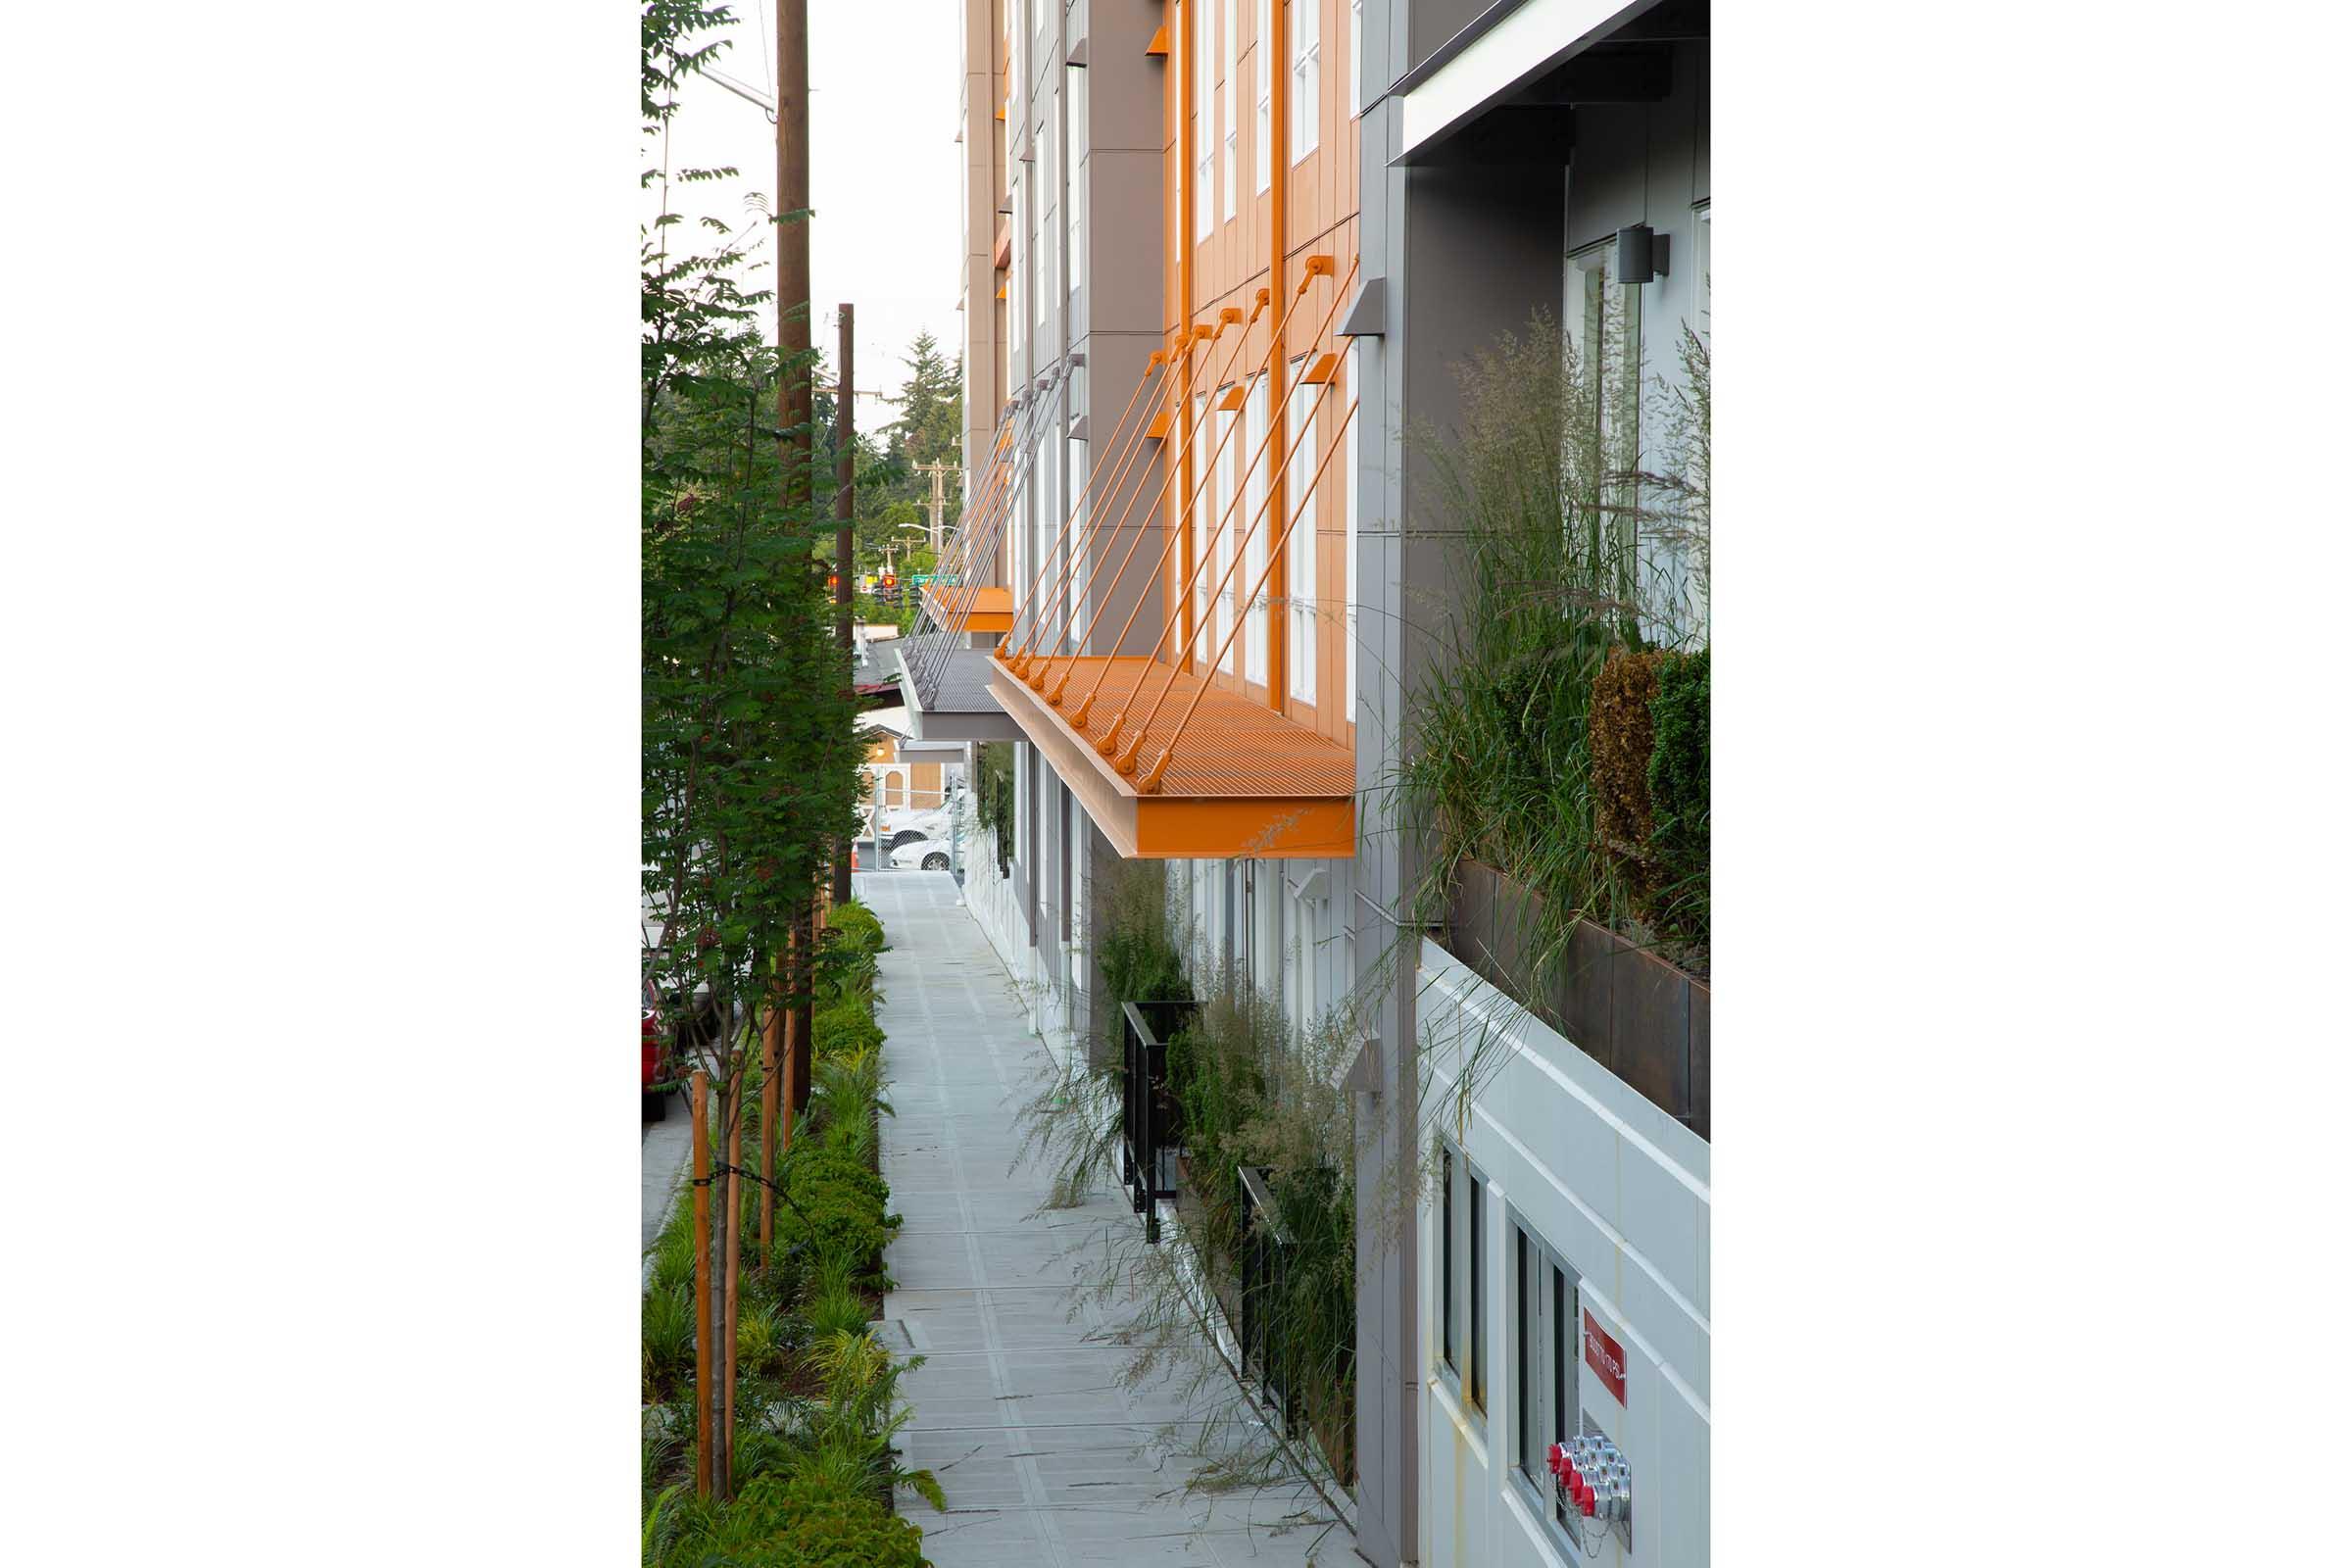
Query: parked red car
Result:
<box><xmin>642</xmin><ymin>977</ymin><xmax>669</xmax><ymax>1122</ymax></box>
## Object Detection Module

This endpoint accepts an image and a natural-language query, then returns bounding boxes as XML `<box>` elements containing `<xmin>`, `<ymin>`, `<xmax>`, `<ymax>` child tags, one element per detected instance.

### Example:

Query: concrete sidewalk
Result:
<box><xmin>642</xmin><ymin>1097</ymin><xmax>693</xmax><ymax>1289</ymax></box>
<box><xmin>864</xmin><ymin>869</ymin><xmax>1355</xmax><ymax>1568</ymax></box>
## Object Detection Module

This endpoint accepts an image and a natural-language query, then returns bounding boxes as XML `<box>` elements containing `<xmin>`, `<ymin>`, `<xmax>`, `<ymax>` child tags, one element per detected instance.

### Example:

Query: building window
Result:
<box><xmin>1441</xmin><ymin>1146</ymin><xmax>1457</xmax><ymax>1376</ymax></box>
<box><xmin>1217</xmin><ymin>397</ymin><xmax>1240</xmax><ymax>673</ymax></box>
<box><xmin>1253</xmin><ymin>0</ymin><xmax>1271</xmax><ymax>193</ymax></box>
<box><xmin>1343</xmin><ymin>341</ymin><xmax>1358</xmax><ymax>717</ymax></box>
<box><xmin>1192</xmin><ymin>392</ymin><xmax>1211</xmax><ymax>664</ymax></box>
<box><xmin>1243</xmin><ymin>374</ymin><xmax>1268</xmax><ymax>684</ymax></box>
<box><xmin>1290</xmin><ymin>0</ymin><xmax>1319</xmax><ymax>163</ymax></box>
<box><xmin>1438</xmin><ymin>1140</ymin><xmax>1488</xmax><ymax>1421</ymax></box>
<box><xmin>1066</xmin><ymin>65</ymin><xmax>1086</xmax><ymax>298</ymax></box>
<box><xmin>1007</xmin><ymin>187</ymin><xmax>1023</xmax><ymax>357</ymax></box>
<box><xmin>1222</xmin><ymin>0</ymin><xmax>1239</xmax><ymax>220</ymax></box>
<box><xmin>1509</xmin><ymin>1216</ymin><xmax>1585</xmax><ymax>1544</ymax></box>
<box><xmin>1194</xmin><ymin>0</ymin><xmax>1213</xmax><ymax>239</ymax></box>
<box><xmin>1064</xmin><ymin>436</ymin><xmax>1087</xmax><ymax>644</ymax></box>
<box><xmin>1034</xmin><ymin>122</ymin><xmax>1050</xmax><ymax>333</ymax></box>
<box><xmin>1348</xmin><ymin>0</ymin><xmax>1361</xmax><ymax>119</ymax></box>
<box><xmin>1565</xmin><ymin>241</ymin><xmax>1641</xmax><ymax>633</ymax></box>
<box><xmin>1286</xmin><ymin>368</ymin><xmax>1315</xmax><ymax>704</ymax></box>
<box><xmin>1469</xmin><ymin>1166</ymin><xmax>1485</xmax><ymax>1412</ymax></box>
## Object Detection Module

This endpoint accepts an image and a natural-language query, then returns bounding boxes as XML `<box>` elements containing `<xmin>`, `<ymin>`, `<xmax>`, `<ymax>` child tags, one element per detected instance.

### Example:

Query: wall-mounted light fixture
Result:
<box><xmin>1617</xmin><ymin>223</ymin><xmax>1670</xmax><ymax>284</ymax></box>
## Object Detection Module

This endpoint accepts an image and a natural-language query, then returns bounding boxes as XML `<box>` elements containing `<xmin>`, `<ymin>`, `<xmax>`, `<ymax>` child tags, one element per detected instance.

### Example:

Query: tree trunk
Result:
<box><xmin>691</xmin><ymin>1070</ymin><xmax>712</xmax><ymax>1497</ymax></box>
<box><xmin>792</xmin><ymin>901</ymin><xmax>815</xmax><ymax>1116</ymax></box>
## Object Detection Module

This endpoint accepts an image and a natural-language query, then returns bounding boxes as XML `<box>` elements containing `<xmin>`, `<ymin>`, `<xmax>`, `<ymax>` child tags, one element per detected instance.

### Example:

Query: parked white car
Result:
<box><xmin>868</xmin><ymin>805</ymin><xmax>951</xmax><ymax>852</ymax></box>
<box><xmin>889</xmin><ymin>838</ymin><xmax>954</xmax><ymax>872</ymax></box>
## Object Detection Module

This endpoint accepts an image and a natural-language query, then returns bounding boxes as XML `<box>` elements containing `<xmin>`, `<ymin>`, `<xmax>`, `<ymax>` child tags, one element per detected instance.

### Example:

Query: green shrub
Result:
<box><xmin>673</xmin><ymin>1470</ymin><xmax>925</xmax><ymax>1568</ymax></box>
<box><xmin>736</xmin><ymin>1298</ymin><xmax>779</xmax><ymax>1374</ymax></box>
<box><xmin>805</xmin><ymin>1283</ymin><xmax>871</xmax><ymax>1341</ymax></box>
<box><xmin>826</xmin><ymin>902</ymin><xmax>885</xmax><ymax>956</ymax></box>
<box><xmin>643</xmin><ymin>1283</ymin><xmax>696</xmax><ymax>1388</ymax></box>
<box><xmin>651</xmin><ymin>1194</ymin><xmax>696</xmax><ymax>1296</ymax></box>
<box><xmin>812</xmin><ymin>1003</ymin><xmax>884</xmax><ymax>1058</ymax></box>
<box><xmin>1645</xmin><ymin>647</ymin><xmax>1709</xmax><ymax>949</ymax></box>
<box><xmin>780</xmin><ymin>1148</ymin><xmax>898</xmax><ymax>1278</ymax></box>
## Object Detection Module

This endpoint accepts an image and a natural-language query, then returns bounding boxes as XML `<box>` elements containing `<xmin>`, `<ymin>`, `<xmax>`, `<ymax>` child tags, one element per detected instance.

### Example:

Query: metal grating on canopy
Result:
<box><xmin>987</xmin><ymin>654</ymin><xmax>1354</xmax><ymax>859</ymax></box>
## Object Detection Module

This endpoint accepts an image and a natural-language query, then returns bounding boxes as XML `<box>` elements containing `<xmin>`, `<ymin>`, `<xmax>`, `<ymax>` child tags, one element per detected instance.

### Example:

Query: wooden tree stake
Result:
<box><xmin>721</xmin><ymin>1104</ymin><xmax>744</xmax><ymax>1493</ymax></box>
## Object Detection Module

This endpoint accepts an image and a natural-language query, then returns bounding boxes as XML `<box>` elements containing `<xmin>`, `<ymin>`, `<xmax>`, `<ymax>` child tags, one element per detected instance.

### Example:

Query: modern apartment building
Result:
<box><xmin>903</xmin><ymin>2</ymin><xmax>1708</xmax><ymax>1562</ymax></box>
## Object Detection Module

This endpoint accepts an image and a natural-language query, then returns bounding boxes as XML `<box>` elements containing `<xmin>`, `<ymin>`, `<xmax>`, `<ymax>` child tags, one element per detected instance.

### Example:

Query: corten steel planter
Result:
<box><xmin>1119</xmin><ymin>999</ymin><xmax>1195</xmax><ymax>1243</ymax></box>
<box><xmin>1446</xmin><ymin>860</ymin><xmax>1711</xmax><ymax>1140</ymax></box>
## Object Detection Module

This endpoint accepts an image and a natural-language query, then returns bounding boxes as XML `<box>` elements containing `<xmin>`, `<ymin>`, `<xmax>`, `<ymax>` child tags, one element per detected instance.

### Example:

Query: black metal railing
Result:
<box><xmin>1118</xmin><ymin>999</ymin><xmax>1193</xmax><ymax>1243</ymax></box>
<box><xmin>1236</xmin><ymin>1163</ymin><xmax>1356</xmax><ymax>1486</ymax></box>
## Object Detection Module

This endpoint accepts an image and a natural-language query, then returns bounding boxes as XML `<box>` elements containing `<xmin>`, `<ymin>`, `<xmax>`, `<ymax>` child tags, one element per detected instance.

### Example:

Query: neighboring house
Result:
<box><xmin>858</xmin><ymin>711</ymin><xmax>961</xmax><ymax>815</ymax></box>
<box><xmin>912</xmin><ymin>3</ymin><xmax>1707</xmax><ymax>1563</ymax></box>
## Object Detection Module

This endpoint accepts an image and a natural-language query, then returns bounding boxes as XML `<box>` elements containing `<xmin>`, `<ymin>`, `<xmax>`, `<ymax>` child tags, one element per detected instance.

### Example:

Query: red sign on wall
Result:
<box><xmin>1583</xmin><ymin>1310</ymin><xmax>1628</xmax><ymax>1405</ymax></box>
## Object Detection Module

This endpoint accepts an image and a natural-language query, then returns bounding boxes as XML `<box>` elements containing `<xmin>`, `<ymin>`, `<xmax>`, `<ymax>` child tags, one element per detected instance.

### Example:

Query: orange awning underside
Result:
<box><xmin>920</xmin><ymin>583</ymin><xmax>1013</xmax><ymax>633</ymax></box>
<box><xmin>987</xmin><ymin>655</ymin><xmax>1354</xmax><ymax>860</ymax></box>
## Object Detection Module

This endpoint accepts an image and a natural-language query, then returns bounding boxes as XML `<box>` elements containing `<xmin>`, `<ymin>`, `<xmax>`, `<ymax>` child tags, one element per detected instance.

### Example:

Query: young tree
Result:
<box><xmin>642</xmin><ymin>0</ymin><xmax>861</xmax><ymax>1499</ymax></box>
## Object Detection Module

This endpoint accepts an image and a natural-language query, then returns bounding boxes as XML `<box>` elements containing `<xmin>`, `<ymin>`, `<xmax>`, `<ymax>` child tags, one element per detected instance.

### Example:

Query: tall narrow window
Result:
<box><xmin>1217</xmin><ymin>397</ymin><xmax>1241</xmax><ymax>673</ymax></box>
<box><xmin>1344</xmin><ymin>341</ymin><xmax>1358</xmax><ymax>716</ymax></box>
<box><xmin>1243</xmin><ymin>375</ymin><xmax>1268</xmax><ymax>684</ymax></box>
<box><xmin>1516</xmin><ymin>1227</ymin><xmax>1535</xmax><ymax>1482</ymax></box>
<box><xmin>1064</xmin><ymin>436</ymin><xmax>1087</xmax><ymax>652</ymax></box>
<box><xmin>1192</xmin><ymin>392</ymin><xmax>1211</xmax><ymax>664</ymax></box>
<box><xmin>1290</xmin><ymin>0</ymin><xmax>1319</xmax><ymax>162</ymax></box>
<box><xmin>1468</xmin><ymin>1169</ymin><xmax>1486</xmax><ymax>1412</ymax></box>
<box><xmin>1553</xmin><ymin>1263</ymin><xmax>1576</xmax><ymax>1526</ymax></box>
<box><xmin>1194</xmin><ymin>0</ymin><xmax>1213</xmax><ymax>240</ymax></box>
<box><xmin>1441</xmin><ymin>1147</ymin><xmax>1457</xmax><ymax>1375</ymax></box>
<box><xmin>1222</xmin><ymin>0</ymin><xmax>1239</xmax><ymax>219</ymax></box>
<box><xmin>1286</xmin><ymin>371</ymin><xmax>1316</xmax><ymax>704</ymax></box>
<box><xmin>1253</xmin><ymin>0</ymin><xmax>1271</xmax><ymax>193</ymax></box>
<box><xmin>1034</xmin><ymin>120</ymin><xmax>1050</xmax><ymax>333</ymax></box>
<box><xmin>1007</xmin><ymin>185</ymin><xmax>1024</xmax><ymax>358</ymax></box>
<box><xmin>1349</xmin><ymin>0</ymin><xmax>1361</xmax><ymax>118</ymax></box>
<box><xmin>1066</xmin><ymin>65</ymin><xmax>1086</xmax><ymax>297</ymax></box>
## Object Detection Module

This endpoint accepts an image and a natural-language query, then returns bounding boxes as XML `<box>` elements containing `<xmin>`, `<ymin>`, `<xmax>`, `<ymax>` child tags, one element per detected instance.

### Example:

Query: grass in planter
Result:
<box><xmin>644</xmin><ymin>1283</ymin><xmax>697</xmax><ymax>1393</ymax></box>
<box><xmin>1393</xmin><ymin>309</ymin><xmax>1711</xmax><ymax>1115</ymax></box>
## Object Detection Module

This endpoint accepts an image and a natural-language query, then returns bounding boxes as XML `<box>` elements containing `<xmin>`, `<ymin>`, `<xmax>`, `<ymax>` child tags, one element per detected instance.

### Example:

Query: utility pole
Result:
<box><xmin>913</xmin><ymin>458</ymin><xmax>958</xmax><ymax>552</ymax></box>
<box><xmin>833</xmin><ymin>303</ymin><xmax>857</xmax><ymax>907</ymax></box>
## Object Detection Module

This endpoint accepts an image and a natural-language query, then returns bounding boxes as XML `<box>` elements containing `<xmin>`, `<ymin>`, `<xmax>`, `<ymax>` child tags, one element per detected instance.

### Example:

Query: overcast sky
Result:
<box><xmin>651</xmin><ymin>1</ymin><xmax>965</xmax><ymax>423</ymax></box>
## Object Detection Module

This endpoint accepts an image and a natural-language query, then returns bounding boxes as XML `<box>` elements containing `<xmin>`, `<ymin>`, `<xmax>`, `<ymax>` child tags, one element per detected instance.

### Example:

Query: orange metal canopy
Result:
<box><xmin>987</xmin><ymin>654</ymin><xmax>1354</xmax><ymax>860</ymax></box>
<box><xmin>919</xmin><ymin>583</ymin><xmax>1013</xmax><ymax>634</ymax></box>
